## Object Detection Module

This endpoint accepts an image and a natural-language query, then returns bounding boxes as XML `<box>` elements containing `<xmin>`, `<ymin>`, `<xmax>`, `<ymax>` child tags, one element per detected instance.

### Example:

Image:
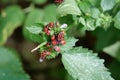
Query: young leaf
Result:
<box><xmin>114</xmin><ymin>11</ymin><xmax>120</xmax><ymax>29</ymax></box>
<box><xmin>23</xmin><ymin>8</ymin><xmax>44</xmax><ymax>43</ymax></box>
<box><xmin>0</xmin><ymin>5</ymin><xmax>25</xmax><ymax>45</ymax></box>
<box><xmin>57</xmin><ymin>0</ymin><xmax>81</xmax><ymax>17</ymax></box>
<box><xmin>0</xmin><ymin>47</ymin><xmax>30</xmax><ymax>80</ymax></box>
<box><xmin>26</xmin><ymin>23</ymin><xmax>43</xmax><ymax>34</ymax></box>
<box><xmin>103</xmin><ymin>41</ymin><xmax>120</xmax><ymax>62</ymax></box>
<box><xmin>101</xmin><ymin>0</ymin><xmax>115</xmax><ymax>11</ymax></box>
<box><xmin>62</xmin><ymin>47</ymin><xmax>114</xmax><ymax>80</ymax></box>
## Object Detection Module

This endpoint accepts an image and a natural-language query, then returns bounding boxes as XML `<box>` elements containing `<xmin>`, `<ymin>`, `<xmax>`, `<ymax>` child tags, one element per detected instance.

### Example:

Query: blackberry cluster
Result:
<box><xmin>39</xmin><ymin>22</ymin><xmax>67</xmax><ymax>62</ymax></box>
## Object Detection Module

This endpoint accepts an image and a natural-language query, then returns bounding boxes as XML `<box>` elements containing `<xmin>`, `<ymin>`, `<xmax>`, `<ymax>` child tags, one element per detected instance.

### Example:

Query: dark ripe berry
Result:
<box><xmin>49</xmin><ymin>22</ymin><xmax>54</xmax><ymax>28</ymax></box>
<box><xmin>52</xmin><ymin>39</ymin><xmax>57</xmax><ymax>46</ymax></box>
<box><xmin>51</xmin><ymin>35</ymin><xmax>55</xmax><ymax>40</ymax></box>
<box><xmin>61</xmin><ymin>40</ymin><xmax>66</xmax><ymax>45</ymax></box>
<box><xmin>53</xmin><ymin>46</ymin><xmax>60</xmax><ymax>52</ymax></box>
<box><xmin>57</xmin><ymin>32</ymin><xmax>64</xmax><ymax>41</ymax></box>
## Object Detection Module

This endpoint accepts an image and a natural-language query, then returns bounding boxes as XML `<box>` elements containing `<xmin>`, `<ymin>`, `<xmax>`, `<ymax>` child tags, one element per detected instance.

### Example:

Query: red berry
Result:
<box><xmin>46</xmin><ymin>51</ymin><xmax>51</xmax><ymax>55</ymax></box>
<box><xmin>48</xmin><ymin>47</ymin><xmax>53</xmax><ymax>51</ymax></box>
<box><xmin>44</xmin><ymin>27</ymin><xmax>48</xmax><ymax>33</ymax></box>
<box><xmin>49</xmin><ymin>22</ymin><xmax>54</xmax><ymax>28</ymax></box>
<box><xmin>54</xmin><ymin>46</ymin><xmax>60</xmax><ymax>52</ymax></box>
<box><xmin>47</xmin><ymin>30</ymin><xmax>50</xmax><ymax>35</ymax></box>
<box><xmin>61</xmin><ymin>40</ymin><xmax>66</xmax><ymax>45</ymax></box>
<box><xmin>55</xmin><ymin>0</ymin><xmax>63</xmax><ymax>3</ymax></box>
<box><xmin>52</xmin><ymin>40</ymin><xmax>57</xmax><ymax>46</ymax></box>
<box><xmin>40</xmin><ymin>52</ymin><xmax>46</xmax><ymax>59</ymax></box>
<box><xmin>51</xmin><ymin>35</ymin><xmax>55</xmax><ymax>40</ymax></box>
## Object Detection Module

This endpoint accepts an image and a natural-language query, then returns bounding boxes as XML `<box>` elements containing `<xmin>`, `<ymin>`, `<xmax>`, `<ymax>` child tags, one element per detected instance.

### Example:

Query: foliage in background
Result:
<box><xmin>0</xmin><ymin>47</ymin><xmax>30</xmax><ymax>80</ymax></box>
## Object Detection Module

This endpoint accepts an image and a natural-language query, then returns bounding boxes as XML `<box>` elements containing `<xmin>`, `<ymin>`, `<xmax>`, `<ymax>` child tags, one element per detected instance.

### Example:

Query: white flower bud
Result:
<box><xmin>60</xmin><ymin>24</ymin><xmax>67</xmax><ymax>28</ymax></box>
<box><xmin>39</xmin><ymin>58</ymin><xmax>43</xmax><ymax>62</ymax></box>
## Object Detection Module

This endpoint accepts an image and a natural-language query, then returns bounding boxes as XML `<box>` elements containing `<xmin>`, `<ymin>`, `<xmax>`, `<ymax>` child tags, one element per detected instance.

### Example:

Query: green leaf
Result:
<box><xmin>78</xmin><ymin>1</ymin><xmax>100</xmax><ymax>18</ymax></box>
<box><xmin>57</xmin><ymin>0</ymin><xmax>81</xmax><ymax>16</ymax></box>
<box><xmin>24</xmin><ymin>8</ymin><xmax>44</xmax><ymax>26</ymax></box>
<box><xmin>61</xmin><ymin>37</ymin><xmax>78</xmax><ymax>53</ymax></box>
<box><xmin>114</xmin><ymin>11</ymin><xmax>120</xmax><ymax>29</ymax></box>
<box><xmin>101</xmin><ymin>0</ymin><xmax>115</xmax><ymax>11</ymax></box>
<box><xmin>23</xmin><ymin>8</ymin><xmax>44</xmax><ymax>43</ymax></box>
<box><xmin>43</xmin><ymin>4</ymin><xmax>57</xmax><ymax>23</ymax></box>
<box><xmin>0</xmin><ymin>5</ymin><xmax>25</xmax><ymax>45</ymax></box>
<box><xmin>67</xmin><ymin>22</ymin><xmax>86</xmax><ymax>37</ymax></box>
<box><xmin>62</xmin><ymin>47</ymin><xmax>114</xmax><ymax>80</ymax></box>
<box><xmin>0</xmin><ymin>47</ymin><xmax>30</xmax><ymax>80</ymax></box>
<box><xmin>66</xmin><ymin>74</ymin><xmax>74</xmax><ymax>80</ymax></box>
<box><xmin>92</xmin><ymin>27</ymin><xmax>120</xmax><ymax>51</ymax></box>
<box><xmin>108</xmin><ymin>60</ymin><xmax>120</xmax><ymax>80</ymax></box>
<box><xmin>84</xmin><ymin>0</ymin><xmax>101</xmax><ymax>6</ymax></box>
<box><xmin>78</xmin><ymin>1</ymin><xmax>91</xmax><ymax>16</ymax></box>
<box><xmin>26</xmin><ymin>23</ymin><xmax>43</xmax><ymax>34</ymax></box>
<box><xmin>103</xmin><ymin>41</ymin><xmax>120</xmax><ymax>62</ymax></box>
<box><xmin>85</xmin><ymin>18</ymin><xmax>96</xmax><ymax>30</ymax></box>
